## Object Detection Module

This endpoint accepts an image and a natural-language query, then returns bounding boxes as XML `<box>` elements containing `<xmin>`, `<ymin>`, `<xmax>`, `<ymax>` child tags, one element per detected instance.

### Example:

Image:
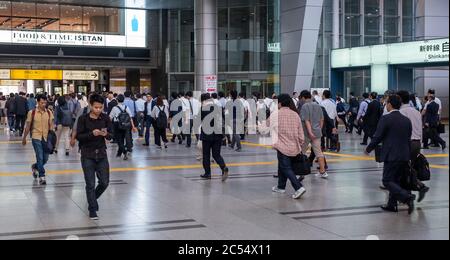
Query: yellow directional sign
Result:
<box><xmin>10</xmin><ymin>70</ymin><xmax>63</xmax><ymax>80</ymax></box>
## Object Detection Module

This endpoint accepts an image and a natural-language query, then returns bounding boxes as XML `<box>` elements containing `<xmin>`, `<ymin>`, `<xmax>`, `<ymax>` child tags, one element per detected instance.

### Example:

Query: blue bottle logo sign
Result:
<box><xmin>131</xmin><ymin>15</ymin><xmax>139</xmax><ymax>32</ymax></box>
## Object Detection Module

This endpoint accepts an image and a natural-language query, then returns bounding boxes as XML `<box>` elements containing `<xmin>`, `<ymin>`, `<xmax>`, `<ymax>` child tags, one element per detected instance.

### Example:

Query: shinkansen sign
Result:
<box><xmin>10</xmin><ymin>31</ymin><xmax>105</xmax><ymax>46</ymax></box>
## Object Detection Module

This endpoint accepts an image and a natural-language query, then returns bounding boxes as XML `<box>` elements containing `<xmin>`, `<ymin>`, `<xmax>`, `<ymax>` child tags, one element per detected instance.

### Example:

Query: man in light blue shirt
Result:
<box><xmin>356</xmin><ymin>93</ymin><xmax>371</xmax><ymax>135</ymax></box>
<box><xmin>135</xmin><ymin>93</ymin><xmax>146</xmax><ymax>137</ymax></box>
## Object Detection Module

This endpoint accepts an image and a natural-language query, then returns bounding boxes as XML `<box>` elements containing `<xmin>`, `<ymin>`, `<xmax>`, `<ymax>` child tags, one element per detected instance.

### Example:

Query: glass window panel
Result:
<box><xmin>365</xmin><ymin>0</ymin><xmax>380</xmax><ymax>15</ymax></box>
<box><xmin>12</xmin><ymin>1</ymin><xmax>36</xmax><ymax>31</ymax></box>
<box><xmin>365</xmin><ymin>16</ymin><xmax>380</xmax><ymax>35</ymax></box>
<box><xmin>402</xmin><ymin>17</ymin><xmax>413</xmax><ymax>37</ymax></box>
<box><xmin>60</xmin><ymin>5</ymin><xmax>83</xmax><ymax>32</ymax></box>
<box><xmin>104</xmin><ymin>8</ymin><xmax>122</xmax><ymax>34</ymax></box>
<box><xmin>0</xmin><ymin>1</ymin><xmax>11</xmax><ymax>30</ymax></box>
<box><xmin>345</xmin><ymin>15</ymin><xmax>361</xmax><ymax>35</ymax></box>
<box><xmin>384</xmin><ymin>17</ymin><xmax>398</xmax><ymax>37</ymax></box>
<box><xmin>36</xmin><ymin>3</ymin><xmax>59</xmax><ymax>32</ymax></box>
<box><xmin>402</xmin><ymin>0</ymin><xmax>413</xmax><ymax>16</ymax></box>
<box><xmin>83</xmin><ymin>6</ymin><xmax>105</xmax><ymax>33</ymax></box>
<box><xmin>384</xmin><ymin>0</ymin><xmax>398</xmax><ymax>16</ymax></box>
<box><xmin>345</xmin><ymin>0</ymin><xmax>360</xmax><ymax>14</ymax></box>
<box><xmin>365</xmin><ymin>36</ymin><xmax>380</xmax><ymax>45</ymax></box>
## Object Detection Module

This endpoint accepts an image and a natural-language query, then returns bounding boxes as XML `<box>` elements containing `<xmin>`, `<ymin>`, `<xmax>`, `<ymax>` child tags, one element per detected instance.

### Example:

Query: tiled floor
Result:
<box><xmin>0</xmin><ymin>126</ymin><xmax>448</xmax><ymax>240</ymax></box>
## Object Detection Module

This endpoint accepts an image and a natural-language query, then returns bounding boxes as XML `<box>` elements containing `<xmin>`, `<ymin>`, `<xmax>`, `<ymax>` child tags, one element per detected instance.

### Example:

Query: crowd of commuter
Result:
<box><xmin>0</xmin><ymin>87</ymin><xmax>446</xmax><ymax>220</ymax></box>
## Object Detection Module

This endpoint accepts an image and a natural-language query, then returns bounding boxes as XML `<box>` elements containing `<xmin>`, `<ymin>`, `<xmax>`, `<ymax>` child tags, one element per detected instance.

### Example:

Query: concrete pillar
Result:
<box><xmin>194</xmin><ymin>0</ymin><xmax>218</xmax><ymax>93</ymax></box>
<box><xmin>280</xmin><ymin>0</ymin><xmax>324</xmax><ymax>94</ymax></box>
<box><xmin>332</xmin><ymin>0</ymin><xmax>340</xmax><ymax>49</ymax></box>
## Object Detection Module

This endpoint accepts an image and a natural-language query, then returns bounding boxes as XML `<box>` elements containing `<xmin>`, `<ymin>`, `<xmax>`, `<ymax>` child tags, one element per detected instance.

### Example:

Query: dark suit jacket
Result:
<box><xmin>424</xmin><ymin>101</ymin><xmax>440</xmax><ymax>127</ymax></box>
<box><xmin>363</xmin><ymin>99</ymin><xmax>382</xmax><ymax>127</ymax></box>
<box><xmin>200</xmin><ymin>101</ymin><xmax>224</xmax><ymax>142</ymax></box>
<box><xmin>366</xmin><ymin>111</ymin><xmax>412</xmax><ymax>162</ymax></box>
<box><xmin>14</xmin><ymin>96</ymin><xmax>29</xmax><ymax>116</ymax></box>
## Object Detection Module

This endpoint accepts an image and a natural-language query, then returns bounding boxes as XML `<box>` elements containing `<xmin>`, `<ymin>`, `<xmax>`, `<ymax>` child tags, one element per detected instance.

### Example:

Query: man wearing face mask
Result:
<box><xmin>365</xmin><ymin>95</ymin><xmax>416</xmax><ymax>215</ymax></box>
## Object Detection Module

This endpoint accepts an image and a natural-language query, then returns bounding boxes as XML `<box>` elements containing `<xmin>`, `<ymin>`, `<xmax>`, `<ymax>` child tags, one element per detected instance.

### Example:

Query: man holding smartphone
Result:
<box><xmin>76</xmin><ymin>94</ymin><xmax>113</xmax><ymax>220</ymax></box>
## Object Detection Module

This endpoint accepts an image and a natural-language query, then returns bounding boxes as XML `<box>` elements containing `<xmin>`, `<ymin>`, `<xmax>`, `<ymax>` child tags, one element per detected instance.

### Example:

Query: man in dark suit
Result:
<box><xmin>361</xmin><ymin>92</ymin><xmax>382</xmax><ymax>145</ymax></box>
<box><xmin>366</xmin><ymin>95</ymin><xmax>416</xmax><ymax>214</ymax></box>
<box><xmin>347</xmin><ymin>92</ymin><xmax>360</xmax><ymax>134</ymax></box>
<box><xmin>423</xmin><ymin>96</ymin><xmax>446</xmax><ymax>150</ymax></box>
<box><xmin>15</xmin><ymin>92</ymin><xmax>29</xmax><ymax>137</ymax></box>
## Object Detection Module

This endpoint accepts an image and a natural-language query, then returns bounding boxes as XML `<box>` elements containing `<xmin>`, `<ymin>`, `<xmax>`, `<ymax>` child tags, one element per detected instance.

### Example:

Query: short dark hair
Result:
<box><xmin>300</xmin><ymin>90</ymin><xmax>312</xmax><ymax>99</ymax></box>
<box><xmin>323</xmin><ymin>90</ymin><xmax>331</xmax><ymax>99</ymax></box>
<box><xmin>185</xmin><ymin>91</ymin><xmax>193</xmax><ymax>98</ymax></box>
<box><xmin>278</xmin><ymin>94</ymin><xmax>293</xmax><ymax>108</ymax></box>
<box><xmin>89</xmin><ymin>93</ymin><xmax>105</xmax><ymax>106</ymax></box>
<box><xmin>218</xmin><ymin>92</ymin><xmax>225</xmax><ymax>98</ymax></box>
<box><xmin>397</xmin><ymin>90</ymin><xmax>411</xmax><ymax>105</ymax></box>
<box><xmin>117</xmin><ymin>94</ymin><xmax>125</xmax><ymax>103</ymax></box>
<box><xmin>156</xmin><ymin>96</ymin><xmax>165</xmax><ymax>107</ymax></box>
<box><xmin>370</xmin><ymin>92</ymin><xmax>378</xmax><ymax>99</ymax></box>
<box><xmin>124</xmin><ymin>91</ymin><xmax>131</xmax><ymax>98</ymax></box>
<box><xmin>388</xmin><ymin>95</ymin><xmax>402</xmax><ymax>110</ymax></box>
<box><xmin>36</xmin><ymin>94</ymin><xmax>47</xmax><ymax>102</ymax></box>
<box><xmin>201</xmin><ymin>93</ymin><xmax>211</xmax><ymax>102</ymax></box>
<box><xmin>230</xmin><ymin>90</ymin><xmax>238</xmax><ymax>100</ymax></box>
<box><xmin>428</xmin><ymin>89</ymin><xmax>436</xmax><ymax>95</ymax></box>
<box><xmin>363</xmin><ymin>93</ymin><xmax>370</xmax><ymax>99</ymax></box>
<box><xmin>211</xmin><ymin>93</ymin><xmax>218</xmax><ymax>99</ymax></box>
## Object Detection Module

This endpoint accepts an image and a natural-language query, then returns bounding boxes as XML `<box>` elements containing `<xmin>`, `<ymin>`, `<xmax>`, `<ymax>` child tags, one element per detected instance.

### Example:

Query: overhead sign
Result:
<box><xmin>10</xmin><ymin>69</ymin><xmax>63</xmax><ymax>80</ymax></box>
<box><xmin>0</xmin><ymin>9</ymin><xmax>146</xmax><ymax>48</ymax></box>
<box><xmin>332</xmin><ymin>38</ymin><xmax>450</xmax><ymax>68</ymax></box>
<box><xmin>0</xmin><ymin>80</ymin><xmax>22</xmax><ymax>86</ymax></box>
<box><xmin>204</xmin><ymin>75</ymin><xmax>218</xmax><ymax>93</ymax></box>
<box><xmin>0</xmin><ymin>69</ymin><xmax>10</xmax><ymax>80</ymax></box>
<box><xmin>63</xmin><ymin>71</ymin><xmax>99</xmax><ymax>80</ymax></box>
<box><xmin>268</xmin><ymin>42</ymin><xmax>281</xmax><ymax>53</ymax></box>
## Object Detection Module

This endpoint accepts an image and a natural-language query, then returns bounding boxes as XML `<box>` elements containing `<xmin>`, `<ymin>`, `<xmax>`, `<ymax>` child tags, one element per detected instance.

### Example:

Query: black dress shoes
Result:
<box><xmin>381</xmin><ymin>205</ymin><xmax>399</xmax><ymax>213</ymax></box>
<box><xmin>407</xmin><ymin>195</ymin><xmax>416</xmax><ymax>215</ymax></box>
<box><xmin>418</xmin><ymin>186</ymin><xmax>430</xmax><ymax>203</ymax></box>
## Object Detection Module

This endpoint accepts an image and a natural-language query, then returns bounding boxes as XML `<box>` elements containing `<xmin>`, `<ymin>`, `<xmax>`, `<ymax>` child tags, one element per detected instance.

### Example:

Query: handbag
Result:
<box><xmin>413</xmin><ymin>154</ymin><xmax>431</xmax><ymax>182</ymax></box>
<box><xmin>400</xmin><ymin>163</ymin><xmax>419</xmax><ymax>191</ymax></box>
<box><xmin>374</xmin><ymin>145</ymin><xmax>383</xmax><ymax>163</ymax></box>
<box><xmin>43</xmin><ymin>130</ymin><xmax>57</xmax><ymax>155</ymax></box>
<box><xmin>438</xmin><ymin>123</ymin><xmax>446</xmax><ymax>134</ymax></box>
<box><xmin>291</xmin><ymin>153</ymin><xmax>311</xmax><ymax>176</ymax></box>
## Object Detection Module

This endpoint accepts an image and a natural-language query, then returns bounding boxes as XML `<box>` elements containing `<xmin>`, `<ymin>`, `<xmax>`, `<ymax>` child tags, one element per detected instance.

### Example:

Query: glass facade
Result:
<box><xmin>0</xmin><ymin>1</ymin><xmax>124</xmax><ymax>35</ymax></box>
<box><xmin>311</xmin><ymin>0</ymin><xmax>417</xmax><ymax>96</ymax></box>
<box><xmin>168</xmin><ymin>0</ymin><xmax>280</xmax><ymax>97</ymax></box>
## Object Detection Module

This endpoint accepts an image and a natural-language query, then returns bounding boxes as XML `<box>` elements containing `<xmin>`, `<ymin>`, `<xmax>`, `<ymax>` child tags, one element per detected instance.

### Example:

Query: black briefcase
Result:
<box><xmin>438</xmin><ymin>123</ymin><xmax>446</xmax><ymax>134</ymax></box>
<box><xmin>374</xmin><ymin>145</ymin><xmax>383</xmax><ymax>163</ymax></box>
<box><xmin>292</xmin><ymin>154</ymin><xmax>312</xmax><ymax>176</ymax></box>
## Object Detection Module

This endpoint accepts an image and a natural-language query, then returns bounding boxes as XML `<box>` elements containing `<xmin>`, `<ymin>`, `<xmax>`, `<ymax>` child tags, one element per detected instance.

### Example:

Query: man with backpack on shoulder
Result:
<box><xmin>151</xmin><ymin>96</ymin><xmax>170</xmax><ymax>149</ymax></box>
<box><xmin>109</xmin><ymin>94</ymin><xmax>137</xmax><ymax>160</ymax></box>
<box><xmin>22</xmin><ymin>94</ymin><xmax>55</xmax><ymax>185</ymax></box>
<box><xmin>55</xmin><ymin>96</ymin><xmax>74</xmax><ymax>156</ymax></box>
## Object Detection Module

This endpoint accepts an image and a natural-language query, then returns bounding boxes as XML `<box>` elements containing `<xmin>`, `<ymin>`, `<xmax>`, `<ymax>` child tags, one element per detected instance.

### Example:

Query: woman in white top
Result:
<box><xmin>151</xmin><ymin>96</ymin><xmax>170</xmax><ymax>149</ymax></box>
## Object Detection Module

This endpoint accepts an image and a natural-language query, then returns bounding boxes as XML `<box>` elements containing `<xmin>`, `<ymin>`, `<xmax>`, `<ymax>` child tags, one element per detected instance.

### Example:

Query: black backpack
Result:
<box><xmin>156</xmin><ymin>106</ymin><xmax>168</xmax><ymax>129</ymax></box>
<box><xmin>59</xmin><ymin>106</ymin><xmax>73</xmax><ymax>127</ymax></box>
<box><xmin>117</xmin><ymin>106</ymin><xmax>132</xmax><ymax>130</ymax></box>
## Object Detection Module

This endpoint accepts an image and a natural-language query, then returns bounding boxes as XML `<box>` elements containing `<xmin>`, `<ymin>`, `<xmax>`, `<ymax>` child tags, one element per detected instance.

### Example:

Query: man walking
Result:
<box><xmin>366</xmin><ymin>95</ymin><xmax>416</xmax><ymax>214</ymax></box>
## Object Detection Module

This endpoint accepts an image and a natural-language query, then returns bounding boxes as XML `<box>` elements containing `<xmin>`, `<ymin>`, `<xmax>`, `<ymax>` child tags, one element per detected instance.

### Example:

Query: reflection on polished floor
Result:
<box><xmin>0</xmin><ymin>126</ymin><xmax>448</xmax><ymax>240</ymax></box>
